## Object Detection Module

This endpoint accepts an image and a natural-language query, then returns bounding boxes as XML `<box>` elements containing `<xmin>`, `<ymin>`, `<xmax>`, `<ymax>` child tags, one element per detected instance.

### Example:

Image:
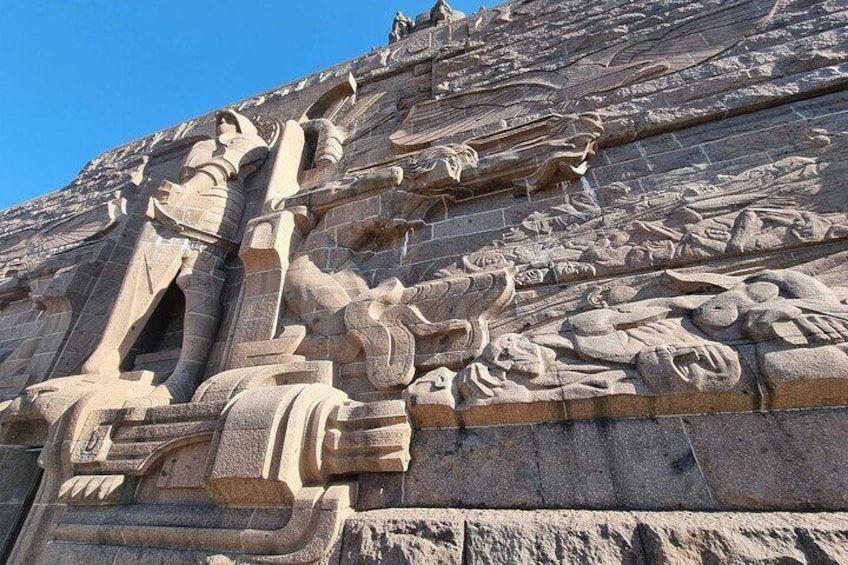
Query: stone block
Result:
<box><xmin>533</xmin><ymin>418</ymin><xmax>714</xmax><ymax>511</ymax></box>
<box><xmin>355</xmin><ymin>472</ymin><xmax>404</xmax><ymax>512</ymax></box>
<box><xmin>402</xmin><ymin>427</ymin><xmax>544</xmax><ymax>509</ymax></box>
<box><xmin>40</xmin><ymin>541</ymin><xmax>121</xmax><ymax>564</ymax></box>
<box><xmin>114</xmin><ymin>546</ymin><xmax>215</xmax><ymax>564</ymax></box>
<box><xmin>340</xmin><ymin>510</ymin><xmax>465</xmax><ymax>565</ymax></box>
<box><xmin>636</xmin><ymin>512</ymin><xmax>848</xmax><ymax>565</ymax></box>
<box><xmin>0</xmin><ymin>503</ymin><xmax>26</xmax><ymax>559</ymax></box>
<box><xmin>683</xmin><ymin>408</ymin><xmax>848</xmax><ymax>510</ymax></box>
<box><xmin>0</xmin><ymin>446</ymin><xmax>40</xmax><ymax>503</ymax></box>
<box><xmin>464</xmin><ymin>510</ymin><xmax>645</xmax><ymax>565</ymax></box>
<box><xmin>432</xmin><ymin>209</ymin><xmax>506</xmax><ymax>239</ymax></box>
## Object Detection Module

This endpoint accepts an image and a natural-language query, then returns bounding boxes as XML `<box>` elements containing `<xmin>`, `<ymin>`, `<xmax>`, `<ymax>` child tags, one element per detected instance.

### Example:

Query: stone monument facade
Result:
<box><xmin>0</xmin><ymin>0</ymin><xmax>847</xmax><ymax>562</ymax></box>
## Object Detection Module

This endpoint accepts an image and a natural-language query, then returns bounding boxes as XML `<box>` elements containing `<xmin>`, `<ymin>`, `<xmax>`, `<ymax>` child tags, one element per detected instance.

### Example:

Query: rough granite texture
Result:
<box><xmin>0</xmin><ymin>0</ymin><xmax>847</xmax><ymax>562</ymax></box>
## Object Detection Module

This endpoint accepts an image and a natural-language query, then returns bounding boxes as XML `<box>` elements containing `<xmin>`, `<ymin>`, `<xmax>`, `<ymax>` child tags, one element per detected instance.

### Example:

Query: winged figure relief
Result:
<box><xmin>390</xmin><ymin>0</ymin><xmax>780</xmax><ymax>150</ymax></box>
<box><xmin>0</xmin><ymin>196</ymin><xmax>126</xmax><ymax>275</ymax></box>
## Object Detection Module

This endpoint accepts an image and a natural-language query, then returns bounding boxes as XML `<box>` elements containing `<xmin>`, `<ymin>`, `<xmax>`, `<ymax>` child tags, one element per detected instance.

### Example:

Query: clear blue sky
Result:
<box><xmin>0</xmin><ymin>0</ymin><xmax>491</xmax><ymax>210</ymax></box>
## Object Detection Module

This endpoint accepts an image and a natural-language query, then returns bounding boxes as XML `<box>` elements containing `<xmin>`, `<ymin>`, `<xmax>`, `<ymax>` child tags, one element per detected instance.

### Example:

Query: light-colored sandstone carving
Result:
<box><xmin>81</xmin><ymin>111</ymin><xmax>270</xmax><ymax>404</ymax></box>
<box><xmin>6</xmin><ymin>355</ymin><xmax>410</xmax><ymax>562</ymax></box>
<box><xmin>391</xmin><ymin>0</ymin><xmax>778</xmax><ymax>150</ymax></box>
<box><xmin>408</xmin><ymin>332</ymin><xmax>632</xmax><ymax>411</ymax></box>
<box><xmin>284</xmin><ymin>244</ymin><xmax>514</xmax><ymax>389</ymax></box>
<box><xmin>344</xmin><ymin>271</ymin><xmax>514</xmax><ymax>389</ymax></box>
<box><xmin>399</xmin><ymin>144</ymin><xmax>479</xmax><ymax>196</ymax></box>
<box><xmin>429</xmin><ymin>0</ymin><xmax>455</xmax><ymax>24</ymax></box>
<box><xmin>58</xmin><ymin>475</ymin><xmax>127</xmax><ymax>505</ymax></box>
<box><xmin>408</xmin><ymin>267</ymin><xmax>848</xmax><ymax>423</ymax></box>
<box><xmin>3</xmin><ymin>0</ymin><xmax>848</xmax><ymax>562</ymax></box>
<box><xmin>303</xmin><ymin>118</ymin><xmax>348</xmax><ymax>168</ymax></box>
<box><xmin>442</xmin><ymin>155</ymin><xmax>848</xmax><ymax>288</ymax></box>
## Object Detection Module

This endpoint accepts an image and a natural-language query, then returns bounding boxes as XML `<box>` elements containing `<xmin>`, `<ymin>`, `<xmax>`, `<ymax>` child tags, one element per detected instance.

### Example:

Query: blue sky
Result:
<box><xmin>0</xmin><ymin>0</ymin><xmax>491</xmax><ymax>210</ymax></box>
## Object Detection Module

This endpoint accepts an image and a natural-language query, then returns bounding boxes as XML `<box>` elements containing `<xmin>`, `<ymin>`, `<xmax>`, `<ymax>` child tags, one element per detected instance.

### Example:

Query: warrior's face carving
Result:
<box><xmin>217</xmin><ymin>114</ymin><xmax>239</xmax><ymax>136</ymax></box>
<box><xmin>691</xmin><ymin>282</ymin><xmax>780</xmax><ymax>331</ymax></box>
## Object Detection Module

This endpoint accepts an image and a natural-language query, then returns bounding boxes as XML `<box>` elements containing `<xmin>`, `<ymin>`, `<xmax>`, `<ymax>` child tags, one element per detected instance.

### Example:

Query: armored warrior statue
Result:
<box><xmin>80</xmin><ymin>110</ymin><xmax>269</xmax><ymax>403</ymax></box>
<box><xmin>389</xmin><ymin>11</ymin><xmax>413</xmax><ymax>43</ymax></box>
<box><xmin>430</xmin><ymin>0</ymin><xmax>454</xmax><ymax>24</ymax></box>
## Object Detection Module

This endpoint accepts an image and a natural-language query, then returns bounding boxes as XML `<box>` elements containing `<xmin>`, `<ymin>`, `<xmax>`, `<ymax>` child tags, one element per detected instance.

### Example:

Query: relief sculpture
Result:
<box><xmin>81</xmin><ymin>110</ymin><xmax>270</xmax><ymax>404</ymax></box>
<box><xmin>1</xmin><ymin>0</ymin><xmax>848</xmax><ymax>561</ymax></box>
<box><xmin>441</xmin><ymin>153</ymin><xmax>848</xmax><ymax>287</ymax></box>
<box><xmin>1</xmin><ymin>103</ymin><xmax>417</xmax><ymax>564</ymax></box>
<box><xmin>390</xmin><ymin>0</ymin><xmax>780</xmax><ymax>150</ymax></box>
<box><xmin>408</xmin><ymin>268</ymin><xmax>848</xmax><ymax>423</ymax></box>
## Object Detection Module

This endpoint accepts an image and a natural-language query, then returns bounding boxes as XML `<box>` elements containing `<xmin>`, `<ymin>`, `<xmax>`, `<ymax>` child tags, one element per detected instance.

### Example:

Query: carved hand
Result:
<box><xmin>785</xmin><ymin>314</ymin><xmax>848</xmax><ymax>345</ymax></box>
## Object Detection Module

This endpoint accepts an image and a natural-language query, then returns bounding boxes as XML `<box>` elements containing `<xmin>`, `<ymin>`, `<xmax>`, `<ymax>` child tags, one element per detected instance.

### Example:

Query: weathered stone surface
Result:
<box><xmin>340</xmin><ymin>510</ymin><xmax>848</xmax><ymax>565</ymax></box>
<box><xmin>636</xmin><ymin>512</ymin><xmax>848</xmax><ymax>565</ymax></box>
<box><xmin>683</xmin><ymin>409</ymin><xmax>848</xmax><ymax>510</ymax></box>
<box><xmin>534</xmin><ymin>419</ymin><xmax>713</xmax><ymax>510</ymax></box>
<box><xmin>0</xmin><ymin>447</ymin><xmax>41</xmax><ymax>558</ymax></box>
<box><xmin>402</xmin><ymin>427</ymin><xmax>544</xmax><ymax>509</ymax></box>
<box><xmin>1</xmin><ymin>0</ymin><xmax>848</xmax><ymax>561</ymax></box>
<box><xmin>340</xmin><ymin>510</ymin><xmax>465</xmax><ymax>565</ymax></box>
<box><xmin>464</xmin><ymin>510</ymin><xmax>645</xmax><ymax>565</ymax></box>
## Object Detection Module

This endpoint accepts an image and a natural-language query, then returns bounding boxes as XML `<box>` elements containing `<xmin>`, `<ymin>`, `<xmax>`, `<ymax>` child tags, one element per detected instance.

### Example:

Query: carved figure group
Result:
<box><xmin>387</xmin><ymin>1</ymin><xmax>464</xmax><ymax>44</ymax></box>
<box><xmin>389</xmin><ymin>11</ymin><xmax>413</xmax><ymax>43</ymax></box>
<box><xmin>408</xmin><ymin>268</ymin><xmax>848</xmax><ymax>409</ymax></box>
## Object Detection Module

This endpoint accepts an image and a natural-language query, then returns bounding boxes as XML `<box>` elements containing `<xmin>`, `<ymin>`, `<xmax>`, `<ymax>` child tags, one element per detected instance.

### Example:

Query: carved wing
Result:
<box><xmin>27</xmin><ymin>197</ymin><xmax>125</xmax><ymax>258</ymax></box>
<box><xmin>391</xmin><ymin>0</ymin><xmax>779</xmax><ymax>151</ymax></box>
<box><xmin>606</xmin><ymin>0</ymin><xmax>779</xmax><ymax>67</ymax></box>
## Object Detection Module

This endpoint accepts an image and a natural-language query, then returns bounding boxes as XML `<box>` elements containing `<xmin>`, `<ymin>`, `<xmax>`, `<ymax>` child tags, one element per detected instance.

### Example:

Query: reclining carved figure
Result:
<box><xmin>562</xmin><ymin>269</ymin><xmax>848</xmax><ymax>393</ymax></box>
<box><xmin>409</xmin><ymin>269</ymin><xmax>848</xmax><ymax>409</ymax></box>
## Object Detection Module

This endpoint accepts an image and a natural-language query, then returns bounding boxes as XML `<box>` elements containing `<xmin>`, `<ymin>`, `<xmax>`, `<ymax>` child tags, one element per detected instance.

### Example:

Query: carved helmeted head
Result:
<box><xmin>483</xmin><ymin>333</ymin><xmax>555</xmax><ymax>378</ymax></box>
<box><xmin>430</xmin><ymin>0</ymin><xmax>453</xmax><ymax>22</ymax></box>
<box><xmin>665</xmin><ymin>269</ymin><xmax>836</xmax><ymax>337</ymax></box>
<box><xmin>216</xmin><ymin>110</ymin><xmax>259</xmax><ymax>137</ymax></box>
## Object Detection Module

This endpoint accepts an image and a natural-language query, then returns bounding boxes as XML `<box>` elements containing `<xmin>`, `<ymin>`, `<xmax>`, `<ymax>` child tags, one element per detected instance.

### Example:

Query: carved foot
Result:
<box><xmin>120</xmin><ymin>384</ymin><xmax>178</xmax><ymax>411</ymax></box>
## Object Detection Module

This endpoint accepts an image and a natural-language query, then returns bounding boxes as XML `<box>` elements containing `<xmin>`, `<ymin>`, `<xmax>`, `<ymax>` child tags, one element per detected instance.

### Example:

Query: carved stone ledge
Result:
<box><xmin>34</xmin><ymin>364</ymin><xmax>411</xmax><ymax>564</ymax></box>
<box><xmin>53</xmin><ymin>483</ymin><xmax>355</xmax><ymax>563</ymax></box>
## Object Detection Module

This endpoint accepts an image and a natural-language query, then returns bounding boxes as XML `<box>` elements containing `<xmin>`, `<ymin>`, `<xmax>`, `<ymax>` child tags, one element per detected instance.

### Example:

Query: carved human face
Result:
<box><xmin>637</xmin><ymin>343</ymin><xmax>742</xmax><ymax>393</ymax></box>
<box><xmin>790</xmin><ymin>212</ymin><xmax>827</xmax><ymax>243</ymax></box>
<box><xmin>217</xmin><ymin>114</ymin><xmax>239</xmax><ymax>135</ymax></box>
<box><xmin>485</xmin><ymin>334</ymin><xmax>553</xmax><ymax>378</ymax></box>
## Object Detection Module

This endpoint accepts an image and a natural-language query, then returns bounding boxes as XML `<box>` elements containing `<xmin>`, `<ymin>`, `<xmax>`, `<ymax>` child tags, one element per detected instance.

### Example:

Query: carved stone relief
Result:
<box><xmin>437</xmin><ymin>151</ymin><xmax>848</xmax><ymax>288</ymax></box>
<box><xmin>391</xmin><ymin>0</ymin><xmax>780</xmax><ymax>150</ymax></box>
<box><xmin>406</xmin><ymin>267</ymin><xmax>848</xmax><ymax>426</ymax></box>
<box><xmin>1</xmin><ymin>0</ymin><xmax>848</xmax><ymax>562</ymax></box>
